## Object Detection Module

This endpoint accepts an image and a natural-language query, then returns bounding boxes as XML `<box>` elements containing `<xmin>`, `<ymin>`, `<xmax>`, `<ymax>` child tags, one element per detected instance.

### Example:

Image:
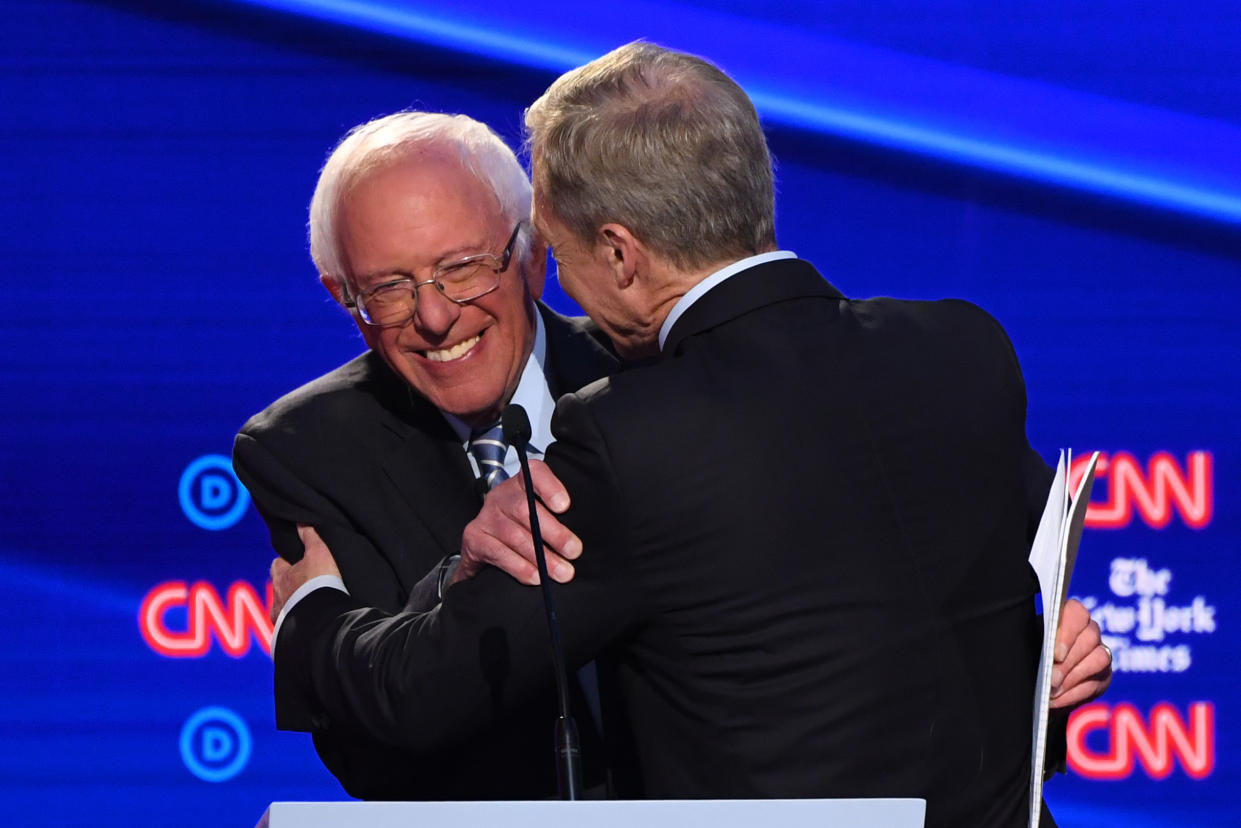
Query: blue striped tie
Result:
<box><xmin>469</xmin><ymin>423</ymin><xmax>509</xmax><ymax>490</ymax></box>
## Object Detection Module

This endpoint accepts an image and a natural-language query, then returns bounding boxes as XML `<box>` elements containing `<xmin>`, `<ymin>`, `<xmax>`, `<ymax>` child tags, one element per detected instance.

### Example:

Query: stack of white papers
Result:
<box><xmin>1027</xmin><ymin>449</ymin><xmax>1100</xmax><ymax>828</ymax></box>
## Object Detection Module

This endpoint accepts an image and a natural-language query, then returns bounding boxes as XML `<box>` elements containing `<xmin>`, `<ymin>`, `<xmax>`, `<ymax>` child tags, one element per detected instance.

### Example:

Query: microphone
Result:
<box><xmin>501</xmin><ymin>402</ymin><xmax>533</xmax><ymax>446</ymax></box>
<box><xmin>501</xmin><ymin>403</ymin><xmax>582</xmax><ymax>800</ymax></box>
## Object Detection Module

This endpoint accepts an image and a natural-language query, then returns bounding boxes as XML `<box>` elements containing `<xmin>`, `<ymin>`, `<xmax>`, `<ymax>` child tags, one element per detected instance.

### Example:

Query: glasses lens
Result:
<box><xmin>438</xmin><ymin>259</ymin><xmax>501</xmax><ymax>301</ymax></box>
<box><xmin>360</xmin><ymin>283</ymin><xmax>416</xmax><ymax>326</ymax></box>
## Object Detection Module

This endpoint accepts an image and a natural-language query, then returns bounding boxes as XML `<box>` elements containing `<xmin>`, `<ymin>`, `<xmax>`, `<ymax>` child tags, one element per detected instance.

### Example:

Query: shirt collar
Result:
<box><xmin>441</xmin><ymin>306</ymin><xmax>555</xmax><ymax>455</ymax></box>
<box><xmin>658</xmin><ymin>250</ymin><xmax>797</xmax><ymax>351</ymax></box>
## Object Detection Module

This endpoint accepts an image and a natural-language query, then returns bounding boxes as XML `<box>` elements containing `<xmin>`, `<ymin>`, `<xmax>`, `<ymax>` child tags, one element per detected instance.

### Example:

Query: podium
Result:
<box><xmin>263</xmin><ymin>798</ymin><xmax>926</xmax><ymax>828</ymax></box>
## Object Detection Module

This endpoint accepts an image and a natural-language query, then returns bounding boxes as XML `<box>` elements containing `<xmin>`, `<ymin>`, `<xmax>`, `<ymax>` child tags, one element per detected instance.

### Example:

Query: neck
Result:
<box><xmin>617</xmin><ymin>248</ymin><xmax>775</xmax><ymax>358</ymax></box>
<box><xmin>615</xmin><ymin>265</ymin><xmax>707</xmax><ymax>358</ymax></box>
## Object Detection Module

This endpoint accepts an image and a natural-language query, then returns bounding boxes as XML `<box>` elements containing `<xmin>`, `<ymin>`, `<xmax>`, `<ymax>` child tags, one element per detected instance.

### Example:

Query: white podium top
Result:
<box><xmin>264</xmin><ymin>798</ymin><xmax>925</xmax><ymax>828</ymax></box>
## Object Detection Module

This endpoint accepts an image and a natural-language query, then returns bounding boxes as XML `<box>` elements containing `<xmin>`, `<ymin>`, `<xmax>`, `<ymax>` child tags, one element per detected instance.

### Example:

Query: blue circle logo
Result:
<box><xmin>180</xmin><ymin>706</ymin><xmax>252</xmax><ymax>782</ymax></box>
<box><xmin>179</xmin><ymin>454</ymin><xmax>250</xmax><ymax>530</ymax></box>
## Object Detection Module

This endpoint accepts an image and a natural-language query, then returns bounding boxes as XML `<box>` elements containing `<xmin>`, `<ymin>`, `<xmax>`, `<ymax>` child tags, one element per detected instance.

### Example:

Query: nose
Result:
<box><xmin>410</xmin><ymin>282</ymin><xmax>462</xmax><ymax>338</ymax></box>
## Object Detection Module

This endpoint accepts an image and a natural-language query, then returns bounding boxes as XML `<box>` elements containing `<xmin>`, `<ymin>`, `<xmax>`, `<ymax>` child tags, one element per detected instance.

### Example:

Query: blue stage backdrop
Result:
<box><xmin>1</xmin><ymin>1</ymin><xmax>1238</xmax><ymax>825</ymax></box>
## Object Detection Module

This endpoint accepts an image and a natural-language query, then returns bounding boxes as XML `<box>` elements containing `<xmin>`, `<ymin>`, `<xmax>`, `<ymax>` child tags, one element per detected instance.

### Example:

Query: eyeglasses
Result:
<box><xmin>344</xmin><ymin>222</ymin><xmax>525</xmax><ymax>328</ymax></box>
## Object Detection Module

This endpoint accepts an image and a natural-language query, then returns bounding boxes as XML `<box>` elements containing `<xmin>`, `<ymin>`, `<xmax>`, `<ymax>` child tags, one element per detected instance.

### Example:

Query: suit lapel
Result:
<box><xmin>662</xmin><ymin>258</ymin><xmax>845</xmax><ymax>356</ymax></box>
<box><xmin>368</xmin><ymin>357</ymin><xmax>480</xmax><ymax>561</ymax></box>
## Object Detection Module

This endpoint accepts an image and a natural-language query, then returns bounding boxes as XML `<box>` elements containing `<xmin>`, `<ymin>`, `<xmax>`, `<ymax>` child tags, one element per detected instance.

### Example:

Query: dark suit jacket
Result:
<box><xmin>276</xmin><ymin>260</ymin><xmax>1053</xmax><ymax>826</ymax></box>
<box><xmin>234</xmin><ymin>304</ymin><xmax>617</xmax><ymax>799</ymax></box>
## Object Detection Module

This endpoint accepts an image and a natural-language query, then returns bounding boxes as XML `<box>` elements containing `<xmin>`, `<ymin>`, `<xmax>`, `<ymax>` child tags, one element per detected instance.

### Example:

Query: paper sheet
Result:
<box><xmin>1027</xmin><ymin>450</ymin><xmax>1100</xmax><ymax>828</ymax></box>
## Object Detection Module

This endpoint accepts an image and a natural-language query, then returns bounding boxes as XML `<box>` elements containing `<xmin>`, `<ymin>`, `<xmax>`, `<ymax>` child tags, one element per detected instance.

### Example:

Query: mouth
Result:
<box><xmin>421</xmin><ymin>332</ymin><xmax>482</xmax><ymax>363</ymax></box>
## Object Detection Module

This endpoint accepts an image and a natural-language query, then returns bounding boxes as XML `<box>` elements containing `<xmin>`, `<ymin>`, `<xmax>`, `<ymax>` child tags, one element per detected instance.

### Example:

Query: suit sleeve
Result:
<box><xmin>234</xmin><ymin>428</ymin><xmax>443</xmax><ymax>612</ymax></box>
<box><xmin>986</xmin><ymin>313</ymin><xmax>1069</xmax><ymax>777</ymax></box>
<box><xmin>958</xmin><ymin>302</ymin><xmax>1067</xmax><ymax>775</ymax></box>
<box><xmin>233</xmin><ymin>423</ymin><xmax>459</xmax><ymax>797</ymax></box>
<box><xmin>273</xmin><ymin>389</ymin><xmax>648</xmax><ymax>753</ymax></box>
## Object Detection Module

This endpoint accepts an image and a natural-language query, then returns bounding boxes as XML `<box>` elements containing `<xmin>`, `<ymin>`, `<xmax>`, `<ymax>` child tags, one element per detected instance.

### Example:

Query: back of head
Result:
<box><xmin>525</xmin><ymin>42</ymin><xmax>776</xmax><ymax>272</ymax></box>
<box><xmin>310</xmin><ymin>111</ymin><xmax>532</xmax><ymax>284</ymax></box>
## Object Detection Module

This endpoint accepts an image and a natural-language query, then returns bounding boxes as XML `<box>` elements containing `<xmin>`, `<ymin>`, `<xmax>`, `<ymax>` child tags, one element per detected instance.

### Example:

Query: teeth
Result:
<box><xmin>424</xmin><ymin>334</ymin><xmax>480</xmax><ymax>363</ymax></box>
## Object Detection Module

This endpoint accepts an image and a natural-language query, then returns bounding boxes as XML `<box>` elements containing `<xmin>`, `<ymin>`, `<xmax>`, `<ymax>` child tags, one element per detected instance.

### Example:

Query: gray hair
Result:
<box><xmin>524</xmin><ymin>41</ymin><xmax>775</xmax><ymax>271</ymax></box>
<box><xmin>309</xmin><ymin>111</ymin><xmax>532</xmax><ymax>284</ymax></box>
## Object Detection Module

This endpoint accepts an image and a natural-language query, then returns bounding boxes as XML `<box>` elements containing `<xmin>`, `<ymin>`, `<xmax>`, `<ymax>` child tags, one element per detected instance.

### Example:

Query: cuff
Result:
<box><xmin>438</xmin><ymin>554</ymin><xmax>462</xmax><ymax>599</ymax></box>
<box><xmin>272</xmin><ymin>574</ymin><xmax>348</xmax><ymax>656</ymax></box>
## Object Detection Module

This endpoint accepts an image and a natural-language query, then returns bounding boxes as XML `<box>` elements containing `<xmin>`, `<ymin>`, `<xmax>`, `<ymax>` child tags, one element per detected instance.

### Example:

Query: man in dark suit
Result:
<box><xmin>270</xmin><ymin>44</ymin><xmax>1110</xmax><ymax>824</ymax></box>
<box><xmin>233</xmin><ymin>111</ymin><xmax>616</xmax><ymax>798</ymax></box>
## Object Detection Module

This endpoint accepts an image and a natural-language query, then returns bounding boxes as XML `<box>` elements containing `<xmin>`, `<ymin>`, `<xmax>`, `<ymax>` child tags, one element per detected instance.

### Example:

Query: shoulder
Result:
<box><xmin>238</xmin><ymin>350</ymin><xmax>399</xmax><ymax>440</ymax></box>
<box><xmin>844</xmin><ymin>296</ymin><xmax>1019</xmax><ymax>360</ymax></box>
<box><xmin>844</xmin><ymin>295</ymin><xmax>1004</xmax><ymax>335</ymax></box>
<box><xmin>551</xmin><ymin>356</ymin><xmax>681</xmax><ymax>452</ymax></box>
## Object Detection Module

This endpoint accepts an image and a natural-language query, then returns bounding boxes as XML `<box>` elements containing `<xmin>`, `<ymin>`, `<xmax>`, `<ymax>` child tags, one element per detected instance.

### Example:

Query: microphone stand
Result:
<box><xmin>502</xmin><ymin>404</ymin><xmax>582</xmax><ymax>800</ymax></box>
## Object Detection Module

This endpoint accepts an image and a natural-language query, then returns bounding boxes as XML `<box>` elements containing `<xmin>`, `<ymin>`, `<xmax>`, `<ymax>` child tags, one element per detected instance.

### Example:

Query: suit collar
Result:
<box><xmin>658</xmin><ymin>251</ymin><xmax>798</xmax><ymax>349</ymax></box>
<box><xmin>362</xmin><ymin>354</ymin><xmax>480</xmax><ymax>559</ymax></box>
<box><xmin>661</xmin><ymin>258</ymin><xmax>845</xmax><ymax>356</ymax></box>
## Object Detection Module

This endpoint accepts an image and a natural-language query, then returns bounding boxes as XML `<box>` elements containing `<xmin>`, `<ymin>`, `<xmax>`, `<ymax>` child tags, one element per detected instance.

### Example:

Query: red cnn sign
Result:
<box><xmin>1068</xmin><ymin>701</ymin><xmax>1215</xmax><ymax>780</ymax></box>
<box><xmin>1070</xmin><ymin>451</ymin><xmax>1212</xmax><ymax>530</ymax></box>
<box><xmin>139</xmin><ymin>580</ymin><xmax>273</xmax><ymax>658</ymax></box>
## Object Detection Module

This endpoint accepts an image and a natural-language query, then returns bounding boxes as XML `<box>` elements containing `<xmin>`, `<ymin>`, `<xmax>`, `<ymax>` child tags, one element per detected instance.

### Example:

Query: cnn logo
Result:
<box><xmin>139</xmin><ymin>580</ymin><xmax>273</xmax><ymax>658</ymax></box>
<box><xmin>1070</xmin><ymin>451</ymin><xmax>1212</xmax><ymax>530</ymax></box>
<box><xmin>1068</xmin><ymin>701</ymin><xmax>1215</xmax><ymax>780</ymax></box>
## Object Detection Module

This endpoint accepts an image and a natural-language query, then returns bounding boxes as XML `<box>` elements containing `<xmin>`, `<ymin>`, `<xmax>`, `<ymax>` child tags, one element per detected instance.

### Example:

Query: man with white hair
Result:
<box><xmin>234</xmin><ymin>111</ymin><xmax>615</xmax><ymax>799</ymax></box>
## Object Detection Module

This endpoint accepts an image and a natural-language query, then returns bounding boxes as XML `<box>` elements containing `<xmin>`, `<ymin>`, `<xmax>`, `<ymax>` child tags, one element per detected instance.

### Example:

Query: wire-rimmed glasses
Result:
<box><xmin>344</xmin><ymin>221</ymin><xmax>525</xmax><ymax>327</ymax></box>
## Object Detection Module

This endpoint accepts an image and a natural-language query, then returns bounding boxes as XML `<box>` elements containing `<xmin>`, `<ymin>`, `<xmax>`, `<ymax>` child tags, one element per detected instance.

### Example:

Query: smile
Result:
<box><xmin>422</xmin><ymin>333</ymin><xmax>481</xmax><ymax>363</ymax></box>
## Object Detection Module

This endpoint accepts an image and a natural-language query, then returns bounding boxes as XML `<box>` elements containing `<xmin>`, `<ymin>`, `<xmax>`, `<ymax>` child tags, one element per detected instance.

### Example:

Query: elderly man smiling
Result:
<box><xmin>234</xmin><ymin>112</ymin><xmax>615</xmax><ymax>799</ymax></box>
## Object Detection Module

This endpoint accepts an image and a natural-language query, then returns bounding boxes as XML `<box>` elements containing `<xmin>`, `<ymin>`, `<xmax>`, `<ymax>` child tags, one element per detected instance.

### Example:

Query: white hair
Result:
<box><xmin>309</xmin><ymin>111</ymin><xmax>532</xmax><ymax>284</ymax></box>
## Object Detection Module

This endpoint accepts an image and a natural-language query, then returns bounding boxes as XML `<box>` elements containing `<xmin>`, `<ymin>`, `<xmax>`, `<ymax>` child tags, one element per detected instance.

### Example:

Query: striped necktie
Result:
<box><xmin>468</xmin><ymin>422</ymin><xmax>509</xmax><ymax>490</ymax></box>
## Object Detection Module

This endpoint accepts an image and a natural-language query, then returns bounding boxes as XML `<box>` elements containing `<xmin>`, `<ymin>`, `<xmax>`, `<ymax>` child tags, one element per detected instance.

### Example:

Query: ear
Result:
<box><xmin>597</xmin><ymin>223</ymin><xmax>644</xmax><ymax>290</ymax></box>
<box><xmin>320</xmin><ymin>273</ymin><xmax>347</xmax><ymax>306</ymax></box>
<box><xmin>321</xmin><ymin>271</ymin><xmax>379</xmax><ymax>347</ymax></box>
<box><xmin>521</xmin><ymin>226</ymin><xmax>548</xmax><ymax>301</ymax></box>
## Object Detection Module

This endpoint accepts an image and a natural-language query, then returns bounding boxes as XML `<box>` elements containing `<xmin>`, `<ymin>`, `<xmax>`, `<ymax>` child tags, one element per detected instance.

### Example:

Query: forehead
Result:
<box><xmin>339</xmin><ymin>148</ymin><xmax>506</xmax><ymax>274</ymax></box>
<box><xmin>530</xmin><ymin>186</ymin><xmax>567</xmax><ymax>244</ymax></box>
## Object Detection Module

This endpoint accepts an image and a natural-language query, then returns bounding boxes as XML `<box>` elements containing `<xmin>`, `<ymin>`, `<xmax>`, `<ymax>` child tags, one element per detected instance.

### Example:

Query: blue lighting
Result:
<box><xmin>234</xmin><ymin>0</ymin><xmax>593</xmax><ymax>68</ymax></box>
<box><xmin>222</xmin><ymin>0</ymin><xmax>1241</xmax><ymax>226</ymax></box>
<box><xmin>752</xmin><ymin>91</ymin><xmax>1241</xmax><ymax>224</ymax></box>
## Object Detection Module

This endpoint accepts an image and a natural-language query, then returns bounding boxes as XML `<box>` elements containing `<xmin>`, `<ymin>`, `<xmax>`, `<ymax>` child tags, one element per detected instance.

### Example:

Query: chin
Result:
<box><xmin>437</xmin><ymin>382</ymin><xmax>512</xmax><ymax>425</ymax></box>
<box><xmin>612</xmin><ymin>335</ymin><xmax>658</xmax><ymax>360</ymax></box>
<box><xmin>438</xmin><ymin>397</ymin><xmax>498</xmax><ymax>425</ymax></box>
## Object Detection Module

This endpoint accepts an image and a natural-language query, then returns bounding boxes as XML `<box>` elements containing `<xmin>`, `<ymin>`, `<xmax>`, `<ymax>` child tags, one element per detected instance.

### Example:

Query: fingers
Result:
<box><xmin>1049</xmin><ymin>642</ymin><xmax>1113</xmax><ymax>708</ymax></box>
<box><xmin>296</xmin><ymin>524</ymin><xmax>325</xmax><ymax>562</ymax></box>
<box><xmin>268</xmin><ymin>557</ymin><xmax>292</xmax><ymax>623</ymax></box>
<box><xmin>526</xmin><ymin>497</ymin><xmax>582</xmax><ymax>562</ymax></box>
<box><xmin>1052</xmin><ymin>601</ymin><xmax>1100</xmax><ymax>685</ymax></box>
<box><xmin>1054</xmin><ymin>599</ymin><xmax>1091</xmax><ymax>663</ymax></box>
<box><xmin>459</xmin><ymin>475</ymin><xmax>580</xmax><ymax>587</ymax></box>
<box><xmin>268</xmin><ymin>525</ymin><xmax>344</xmax><ymax>629</ymax></box>
<box><xmin>295</xmin><ymin>524</ymin><xmax>343</xmax><ymax>577</ymax></box>
<box><xmin>461</xmin><ymin>501</ymin><xmax>576</xmax><ymax>583</ymax></box>
<box><xmin>457</xmin><ymin>528</ymin><xmax>541</xmax><ymax>586</ymax></box>
<box><xmin>527</xmin><ymin>459</ymin><xmax>571</xmax><ymax>514</ymax></box>
<box><xmin>1048</xmin><ymin>599</ymin><xmax>1113</xmax><ymax>709</ymax></box>
<box><xmin>1049</xmin><ymin>678</ymin><xmax>1104</xmax><ymax>709</ymax></box>
<box><xmin>516</xmin><ymin>463</ymin><xmax>581</xmax><ymax>560</ymax></box>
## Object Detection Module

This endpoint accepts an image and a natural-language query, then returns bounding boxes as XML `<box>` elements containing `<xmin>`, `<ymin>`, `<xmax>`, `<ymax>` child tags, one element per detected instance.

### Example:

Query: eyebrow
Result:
<box><xmin>352</xmin><ymin>237</ymin><xmax>494</xmax><ymax>285</ymax></box>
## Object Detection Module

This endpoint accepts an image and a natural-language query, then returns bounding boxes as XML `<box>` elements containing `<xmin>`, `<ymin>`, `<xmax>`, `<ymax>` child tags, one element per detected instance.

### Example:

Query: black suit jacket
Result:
<box><xmin>276</xmin><ymin>260</ymin><xmax>1053</xmax><ymax>826</ymax></box>
<box><xmin>234</xmin><ymin>304</ymin><xmax>617</xmax><ymax>799</ymax></box>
